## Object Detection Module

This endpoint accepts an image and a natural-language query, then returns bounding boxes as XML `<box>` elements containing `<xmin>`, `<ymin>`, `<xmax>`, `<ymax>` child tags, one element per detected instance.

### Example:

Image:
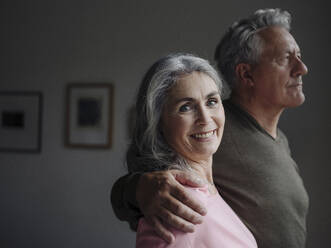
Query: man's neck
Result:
<box><xmin>230</xmin><ymin>94</ymin><xmax>283</xmax><ymax>138</ymax></box>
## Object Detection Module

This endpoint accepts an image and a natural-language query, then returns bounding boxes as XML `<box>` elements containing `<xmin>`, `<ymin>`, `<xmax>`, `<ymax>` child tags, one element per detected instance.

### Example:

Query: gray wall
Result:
<box><xmin>0</xmin><ymin>0</ymin><xmax>329</xmax><ymax>247</ymax></box>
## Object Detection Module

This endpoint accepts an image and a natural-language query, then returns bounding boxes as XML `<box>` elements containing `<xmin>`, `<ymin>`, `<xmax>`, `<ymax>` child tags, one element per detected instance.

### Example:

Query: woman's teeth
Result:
<box><xmin>192</xmin><ymin>130</ymin><xmax>214</xmax><ymax>139</ymax></box>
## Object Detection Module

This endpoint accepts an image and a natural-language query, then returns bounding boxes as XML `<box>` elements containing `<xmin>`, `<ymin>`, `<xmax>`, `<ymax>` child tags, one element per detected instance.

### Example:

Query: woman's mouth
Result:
<box><xmin>191</xmin><ymin>130</ymin><xmax>216</xmax><ymax>139</ymax></box>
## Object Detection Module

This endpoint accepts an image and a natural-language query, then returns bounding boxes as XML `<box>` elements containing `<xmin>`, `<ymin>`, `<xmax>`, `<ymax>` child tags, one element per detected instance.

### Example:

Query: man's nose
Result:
<box><xmin>292</xmin><ymin>56</ymin><xmax>308</xmax><ymax>77</ymax></box>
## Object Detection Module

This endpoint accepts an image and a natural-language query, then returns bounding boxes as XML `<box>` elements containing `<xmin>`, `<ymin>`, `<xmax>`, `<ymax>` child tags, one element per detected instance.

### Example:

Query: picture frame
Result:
<box><xmin>0</xmin><ymin>91</ymin><xmax>43</xmax><ymax>153</ymax></box>
<box><xmin>65</xmin><ymin>83</ymin><xmax>113</xmax><ymax>148</ymax></box>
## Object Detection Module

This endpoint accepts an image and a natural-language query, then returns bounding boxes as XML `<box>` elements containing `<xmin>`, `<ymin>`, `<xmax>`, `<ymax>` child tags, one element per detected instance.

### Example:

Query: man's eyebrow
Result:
<box><xmin>287</xmin><ymin>47</ymin><xmax>301</xmax><ymax>54</ymax></box>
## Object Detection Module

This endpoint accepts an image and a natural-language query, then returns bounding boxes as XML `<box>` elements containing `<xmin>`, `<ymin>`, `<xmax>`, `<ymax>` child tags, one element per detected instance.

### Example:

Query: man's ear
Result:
<box><xmin>235</xmin><ymin>63</ymin><xmax>254</xmax><ymax>87</ymax></box>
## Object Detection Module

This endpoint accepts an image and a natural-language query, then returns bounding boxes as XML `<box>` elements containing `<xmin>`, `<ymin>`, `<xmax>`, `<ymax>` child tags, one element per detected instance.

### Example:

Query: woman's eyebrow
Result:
<box><xmin>206</xmin><ymin>91</ymin><xmax>220</xmax><ymax>99</ymax></box>
<box><xmin>174</xmin><ymin>91</ymin><xmax>220</xmax><ymax>104</ymax></box>
<box><xmin>174</xmin><ymin>97</ymin><xmax>194</xmax><ymax>105</ymax></box>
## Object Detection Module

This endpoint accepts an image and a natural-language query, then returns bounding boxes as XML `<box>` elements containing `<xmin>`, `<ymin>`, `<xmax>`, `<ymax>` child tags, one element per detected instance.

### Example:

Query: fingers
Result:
<box><xmin>146</xmin><ymin>216</ymin><xmax>175</xmax><ymax>244</ymax></box>
<box><xmin>158</xmin><ymin>202</ymin><xmax>196</xmax><ymax>232</ymax></box>
<box><xmin>136</xmin><ymin>170</ymin><xmax>208</xmax><ymax>237</ymax></box>
<box><xmin>171</xmin><ymin>182</ymin><xmax>207</xmax><ymax>216</ymax></box>
<box><xmin>162</xmin><ymin>190</ymin><xmax>204</xmax><ymax>225</ymax></box>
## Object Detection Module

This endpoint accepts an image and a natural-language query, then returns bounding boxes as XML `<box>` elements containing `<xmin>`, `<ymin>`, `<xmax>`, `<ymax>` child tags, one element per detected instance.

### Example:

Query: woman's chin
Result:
<box><xmin>188</xmin><ymin>146</ymin><xmax>219</xmax><ymax>161</ymax></box>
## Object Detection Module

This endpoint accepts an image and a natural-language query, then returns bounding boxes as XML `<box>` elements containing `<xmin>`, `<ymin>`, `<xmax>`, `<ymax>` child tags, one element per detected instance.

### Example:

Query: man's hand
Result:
<box><xmin>136</xmin><ymin>170</ymin><xmax>207</xmax><ymax>243</ymax></box>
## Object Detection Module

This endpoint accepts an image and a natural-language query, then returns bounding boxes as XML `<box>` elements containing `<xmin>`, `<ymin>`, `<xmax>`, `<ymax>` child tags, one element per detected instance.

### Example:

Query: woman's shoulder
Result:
<box><xmin>136</xmin><ymin>184</ymin><xmax>257</xmax><ymax>248</ymax></box>
<box><xmin>135</xmin><ymin>185</ymin><xmax>216</xmax><ymax>248</ymax></box>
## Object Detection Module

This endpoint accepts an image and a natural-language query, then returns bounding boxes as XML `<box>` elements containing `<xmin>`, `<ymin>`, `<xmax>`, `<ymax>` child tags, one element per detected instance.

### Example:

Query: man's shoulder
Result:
<box><xmin>277</xmin><ymin>128</ymin><xmax>288</xmax><ymax>139</ymax></box>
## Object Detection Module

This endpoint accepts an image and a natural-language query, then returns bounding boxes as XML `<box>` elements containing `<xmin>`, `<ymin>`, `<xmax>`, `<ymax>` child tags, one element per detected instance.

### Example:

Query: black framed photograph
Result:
<box><xmin>0</xmin><ymin>91</ymin><xmax>43</xmax><ymax>153</ymax></box>
<box><xmin>66</xmin><ymin>83</ymin><xmax>113</xmax><ymax>148</ymax></box>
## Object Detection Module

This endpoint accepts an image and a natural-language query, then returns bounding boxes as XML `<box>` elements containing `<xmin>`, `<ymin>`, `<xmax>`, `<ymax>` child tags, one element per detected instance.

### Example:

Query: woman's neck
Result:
<box><xmin>186</xmin><ymin>158</ymin><xmax>214</xmax><ymax>186</ymax></box>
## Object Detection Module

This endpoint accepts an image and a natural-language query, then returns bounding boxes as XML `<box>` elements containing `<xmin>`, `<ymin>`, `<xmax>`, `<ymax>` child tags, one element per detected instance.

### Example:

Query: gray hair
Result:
<box><xmin>127</xmin><ymin>53</ymin><xmax>223</xmax><ymax>173</ymax></box>
<box><xmin>214</xmin><ymin>8</ymin><xmax>291</xmax><ymax>90</ymax></box>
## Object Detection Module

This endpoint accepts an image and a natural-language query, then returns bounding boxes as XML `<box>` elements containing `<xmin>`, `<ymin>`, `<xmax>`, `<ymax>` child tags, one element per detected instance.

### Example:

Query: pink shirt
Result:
<box><xmin>136</xmin><ymin>186</ymin><xmax>257</xmax><ymax>248</ymax></box>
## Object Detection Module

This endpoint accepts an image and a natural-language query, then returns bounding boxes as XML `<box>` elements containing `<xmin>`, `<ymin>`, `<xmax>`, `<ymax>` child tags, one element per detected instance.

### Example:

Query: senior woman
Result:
<box><xmin>126</xmin><ymin>53</ymin><xmax>257</xmax><ymax>247</ymax></box>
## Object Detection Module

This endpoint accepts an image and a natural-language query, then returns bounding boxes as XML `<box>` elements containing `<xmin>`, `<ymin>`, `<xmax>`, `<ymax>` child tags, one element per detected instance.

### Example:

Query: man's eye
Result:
<box><xmin>283</xmin><ymin>55</ymin><xmax>290</xmax><ymax>60</ymax></box>
<box><xmin>207</xmin><ymin>99</ymin><xmax>218</xmax><ymax>107</ymax></box>
<box><xmin>179</xmin><ymin>104</ymin><xmax>191</xmax><ymax>112</ymax></box>
<box><xmin>277</xmin><ymin>56</ymin><xmax>290</xmax><ymax>65</ymax></box>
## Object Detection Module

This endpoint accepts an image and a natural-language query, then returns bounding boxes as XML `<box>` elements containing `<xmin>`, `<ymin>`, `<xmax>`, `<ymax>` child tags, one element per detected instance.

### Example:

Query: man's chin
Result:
<box><xmin>287</xmin><ymin>94</ymin><xmax>305</xmax><ymax>108</ymax></box>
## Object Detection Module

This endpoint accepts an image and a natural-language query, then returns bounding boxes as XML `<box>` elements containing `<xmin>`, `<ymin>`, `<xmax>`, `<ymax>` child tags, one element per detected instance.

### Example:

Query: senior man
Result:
<box><xmin>111</xmin><ymin>8</ymin><xmax>309</xmax><ymax>248</ymax></box>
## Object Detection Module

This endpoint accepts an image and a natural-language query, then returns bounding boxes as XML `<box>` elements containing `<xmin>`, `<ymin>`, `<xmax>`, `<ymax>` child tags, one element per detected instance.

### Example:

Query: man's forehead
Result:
<box><xmin>258</xmin><ymin>26</ymin><xmax>300</xmax><ymax>53</ymax></box>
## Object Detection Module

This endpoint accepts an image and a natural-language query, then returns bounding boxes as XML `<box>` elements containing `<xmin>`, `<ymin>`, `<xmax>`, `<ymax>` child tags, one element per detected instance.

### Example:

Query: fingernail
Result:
<box><xmin>169</xmin><ymin>234</ymin><xmax>175</xmax><ymax>243</ymax></box>
<box><xmin>188</xmin><ymin>225</ymin><xmax>195</xmax><ymax>232</ymax></box>
<box><xmin>195</xmin><ymin>216</ymin><xmax>203</xmax><ymax>224</ymax></box>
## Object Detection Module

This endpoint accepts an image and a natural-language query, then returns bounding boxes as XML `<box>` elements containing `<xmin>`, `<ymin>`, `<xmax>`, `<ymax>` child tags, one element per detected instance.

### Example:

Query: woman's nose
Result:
<box><xmin>196</xmin><ymin>106</ymin><xmax>211</xmax><ymax>125</ymax></box>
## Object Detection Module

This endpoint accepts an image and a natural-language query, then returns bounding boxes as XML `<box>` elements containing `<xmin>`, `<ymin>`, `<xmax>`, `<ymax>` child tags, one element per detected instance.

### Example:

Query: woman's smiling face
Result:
<box><xmin>161</xmin><ymin>72</ymin><xmax>225</xmax><ymax>163</ymax></box>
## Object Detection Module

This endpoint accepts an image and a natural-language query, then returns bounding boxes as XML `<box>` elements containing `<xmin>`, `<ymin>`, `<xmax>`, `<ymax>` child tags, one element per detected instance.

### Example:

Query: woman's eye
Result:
<box><xmin>207</xmin><ymin>98</ymin><xmax>218</xmax><ymax>107</ymax></box>
<box><xmin>179</xmin><ymin>104</ymin><xmax>191</xmax><ymax>112</ymax></box>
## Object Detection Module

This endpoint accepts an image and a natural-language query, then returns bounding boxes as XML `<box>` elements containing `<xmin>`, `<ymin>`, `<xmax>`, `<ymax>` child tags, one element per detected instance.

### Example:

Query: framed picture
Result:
<box><xmin>66</xmin><ymin>83</ymin><xmax>113</xmax><ymax>148</ymax></box>
<box><xmin>0</xmin><ymin>91</ymin><xmax>43</xmax><ymax>153</ymax></box>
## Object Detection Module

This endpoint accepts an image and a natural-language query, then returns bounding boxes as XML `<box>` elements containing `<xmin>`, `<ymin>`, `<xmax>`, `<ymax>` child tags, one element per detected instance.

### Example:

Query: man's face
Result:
<box><xmin>250</xmin><ymin>26</ymin><xmax>308</xmax><ymax>110</ymax></box>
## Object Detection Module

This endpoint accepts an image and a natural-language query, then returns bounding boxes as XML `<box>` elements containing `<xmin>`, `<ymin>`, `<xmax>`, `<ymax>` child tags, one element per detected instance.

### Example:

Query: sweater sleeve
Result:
<box><xmin>111</xmin><ymin>172</ymin><xmax>143</xmax><ymax>231</ymax></box>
